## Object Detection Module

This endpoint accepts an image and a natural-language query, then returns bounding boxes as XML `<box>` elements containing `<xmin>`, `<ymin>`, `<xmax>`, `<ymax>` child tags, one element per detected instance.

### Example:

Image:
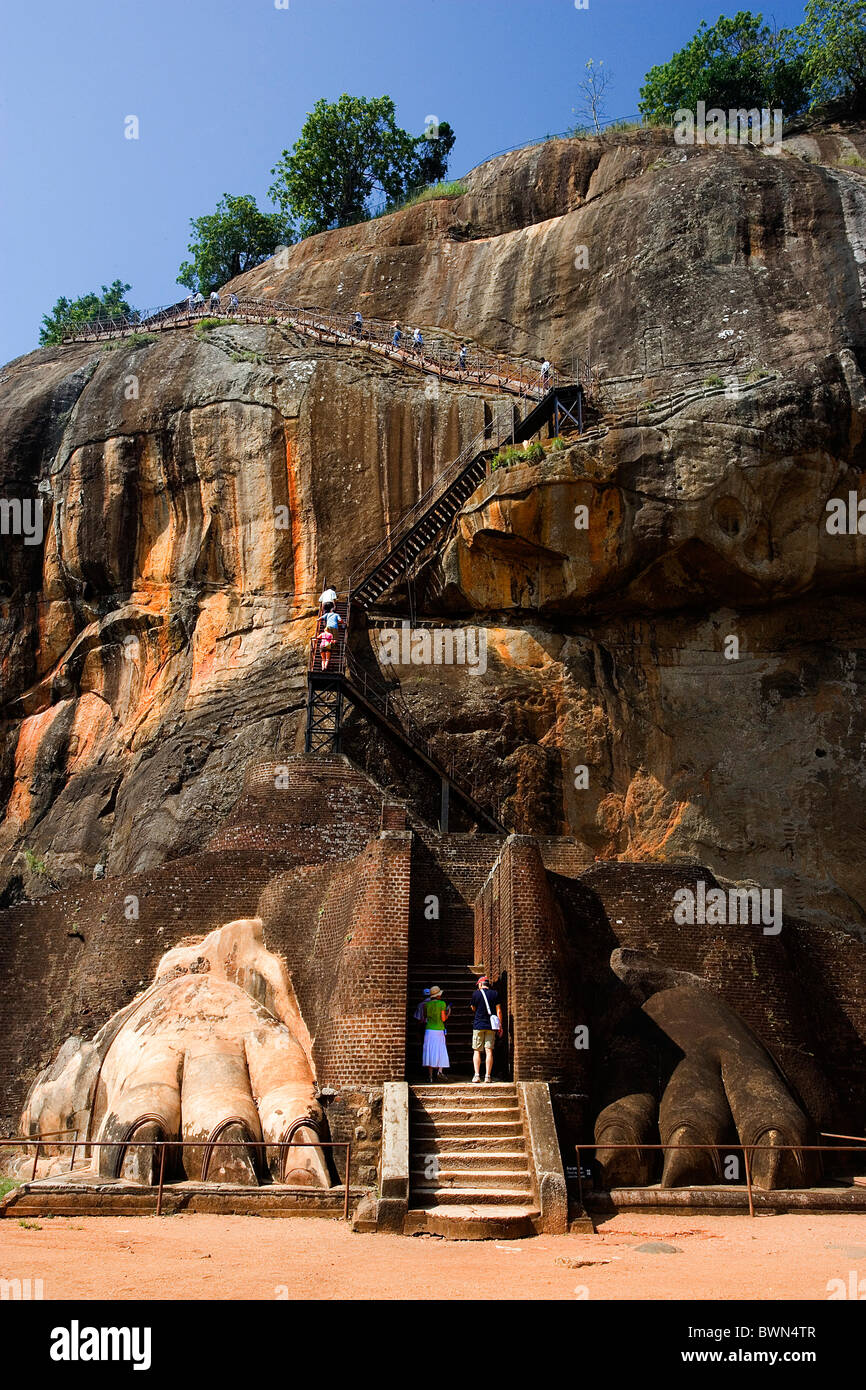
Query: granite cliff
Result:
<box><xmin>2</xmin><ymin>122</ymin><xmax>866</xmax><ymax>940</ymax></box>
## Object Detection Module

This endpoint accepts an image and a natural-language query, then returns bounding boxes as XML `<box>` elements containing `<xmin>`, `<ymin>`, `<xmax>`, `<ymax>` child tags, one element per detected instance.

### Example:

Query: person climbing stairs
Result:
<box><xmin>407</xmin><ymin>963</ymin><xmax>482</xmax><ymax>1080</ymax></box>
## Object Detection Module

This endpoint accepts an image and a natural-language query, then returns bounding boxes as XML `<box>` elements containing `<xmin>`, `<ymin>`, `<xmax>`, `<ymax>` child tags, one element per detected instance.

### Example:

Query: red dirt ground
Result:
<box><xmin>1</xmin><ymin>1211</ymin><xmax>865</xmax><ymax>1300</ymax></box>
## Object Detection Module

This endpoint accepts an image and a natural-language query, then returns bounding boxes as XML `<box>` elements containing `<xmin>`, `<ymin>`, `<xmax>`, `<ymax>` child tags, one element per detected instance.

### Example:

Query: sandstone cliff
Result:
<box><xmin>1</xmin><ymin>123</ymin><xmax>865</xmax><ymax>938</ymax></box>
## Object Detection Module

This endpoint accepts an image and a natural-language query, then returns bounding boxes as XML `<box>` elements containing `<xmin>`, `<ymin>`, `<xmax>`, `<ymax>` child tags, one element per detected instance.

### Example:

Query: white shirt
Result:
<box><xmin>319</xmin><ymin>588</ymin><xmax>337</xmax><ymax>606</ymax></box>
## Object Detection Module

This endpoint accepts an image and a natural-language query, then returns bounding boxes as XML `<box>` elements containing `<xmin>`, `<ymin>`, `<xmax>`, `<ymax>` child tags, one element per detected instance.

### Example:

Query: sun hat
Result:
<box><xmin>429</xmin><ymin>986</ymin><xmax>443</xmax><ymax>998</ymax></box>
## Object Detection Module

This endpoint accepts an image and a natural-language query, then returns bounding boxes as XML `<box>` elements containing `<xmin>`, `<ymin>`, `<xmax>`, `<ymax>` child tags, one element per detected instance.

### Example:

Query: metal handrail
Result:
<box><xmin>575</xmin><ymin>1140</ymin><xmax>866</xmax><ymax>1220</ymax></box>
<box><xmin>58</xmin><ymin>294</ymin><xmax>575</xmax><ymax>400</ymax></box>
<box><xmin>348</xmin><ymin>401</ymin><xmax>515</xmax><ymax>591</ymax></box>
<box><xmin>1</xmin><ymin>1135</ymin><xmax>354</xmax><ymax>1220</ymax></box>
<box><xmin>339</xmin><ymin>648</ymin><xmax>501</xmax><ymax>824</ymax></box>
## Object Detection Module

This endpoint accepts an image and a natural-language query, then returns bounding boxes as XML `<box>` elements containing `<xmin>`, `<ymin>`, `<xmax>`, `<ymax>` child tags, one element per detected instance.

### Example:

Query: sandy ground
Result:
<box><xmin>1</xmin><ymin>1210</ymin><xmax>865</xmax><ymax>1300</ymax></box>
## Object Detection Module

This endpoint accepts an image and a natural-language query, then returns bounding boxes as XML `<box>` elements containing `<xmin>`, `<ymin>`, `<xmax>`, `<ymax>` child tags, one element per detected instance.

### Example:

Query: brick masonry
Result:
<box><xmin>1</xmin><ymin>751</ymin><xmax>864</xmax><ymax>1157</ymax></box>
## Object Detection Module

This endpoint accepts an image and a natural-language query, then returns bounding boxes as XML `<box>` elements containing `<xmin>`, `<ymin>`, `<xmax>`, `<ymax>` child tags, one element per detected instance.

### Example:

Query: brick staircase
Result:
<box><xmin>405</xmin><ymin>1082</ymin><xmax>540</xmax><ymax>1237</ymax></box>
<box><xmin>407</xmin><ymin>962</ymin><xmax>481</xmax><ymax>1079</ymax></box>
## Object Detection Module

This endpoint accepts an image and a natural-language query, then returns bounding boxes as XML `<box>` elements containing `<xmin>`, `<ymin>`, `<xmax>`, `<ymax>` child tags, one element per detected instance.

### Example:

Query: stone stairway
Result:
<box><xmin>407</xmin><ymin>963</ymin><xmax>480</xmax><ymax>1079</ymax></box>
<box><xmin>405</xmin><ymin>1082</ymin><xmax>540</xmax><ymax>1238</ymax></box>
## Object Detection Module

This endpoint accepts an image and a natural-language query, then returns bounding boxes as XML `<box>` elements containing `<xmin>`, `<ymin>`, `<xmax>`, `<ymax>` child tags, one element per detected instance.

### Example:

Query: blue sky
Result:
<box><xmin>0</xmin><ymin>0</ymin><xmax>807</xmax><ymax>365</ymax></box>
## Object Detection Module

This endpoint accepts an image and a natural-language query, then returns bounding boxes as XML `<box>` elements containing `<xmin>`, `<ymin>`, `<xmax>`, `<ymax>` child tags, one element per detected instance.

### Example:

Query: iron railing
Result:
<box><xmin>575</xmin><ymin>1139</ymin><xmax>866</xmax><ymax>1220</ymax></box>
<box><xmin>348</xmin><ymin>401</ymin><xmax>515</xmax><ymax>593</ymax></box>
<box><xmin>59</xmin><ymin>295</ymin><xmax>580</xmax><ymax>402</ymax></box>
<box><xmin>0</xmin><ymin>1135</ymin><xmax>354</xmax><ymax>1220</ymax></box>
<box><xmin>340</xmin><ymin>647</ymin><xmax>502</xmax><ymax>828</ymax></box>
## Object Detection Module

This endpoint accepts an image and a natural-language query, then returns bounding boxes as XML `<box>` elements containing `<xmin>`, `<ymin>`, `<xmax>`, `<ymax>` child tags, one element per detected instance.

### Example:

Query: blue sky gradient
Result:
<box><xmin>0</xmin><ymin>0</ymin><xmax>807</xmax><ymax>364</ymax></box>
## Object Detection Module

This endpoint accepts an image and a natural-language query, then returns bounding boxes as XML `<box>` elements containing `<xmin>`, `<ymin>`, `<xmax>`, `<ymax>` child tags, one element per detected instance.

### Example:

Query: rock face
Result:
<box><xmin>1</xmin><ymin>121</ymin><xmax>866</xmax><ymax>947</ymax></box>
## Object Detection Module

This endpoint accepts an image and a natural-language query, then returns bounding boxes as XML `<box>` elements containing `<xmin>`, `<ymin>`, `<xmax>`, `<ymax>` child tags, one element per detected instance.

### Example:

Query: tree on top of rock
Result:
<box><xmin>177</xmin><ymin>194</ymin><xmax>290</xmax><ymax>295</ymax></box>
<box><xmin>39</xmin><ymin>281</ymin><xmax>137</xmax><ymax>346</ymax></box>
<box><xmin>268</xmin><ymin>94</ymin><xmax>456</xmax><ymax>238</ymax></box>
<box><xmin>639</xmin><ymin>10</ymin><xmax>809</xmax><ymax>123</ymax></box>
<box><xmin>799</xmin><ymin>0</ymin><xmax>866</xmax><ymax>115</ymax></box>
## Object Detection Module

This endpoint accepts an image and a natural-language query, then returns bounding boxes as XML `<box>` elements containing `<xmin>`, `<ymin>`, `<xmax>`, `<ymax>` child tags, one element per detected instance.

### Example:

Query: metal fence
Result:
<box><xmin>575</xmin><ymin>1138</ymin><xmax>866</xmax><ymax>1219</ymax></box>
<box><xmin>58</xmin><ymin>295</ymin><xmax>579</xmax><ymax>400</ymax></box>
<box><xmin>0</xmin><ymin>1135</ymin><xmax>354</xmax><ymax>1220</ymax></box>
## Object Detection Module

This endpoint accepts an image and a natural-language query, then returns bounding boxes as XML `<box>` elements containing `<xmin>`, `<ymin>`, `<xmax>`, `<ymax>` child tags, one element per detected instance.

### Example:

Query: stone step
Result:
<box><xmin>411</xmin><ymin>1168</ymin><xmax>532</xmax><ymax>1190</ymax></box>
<box><xmin>412</xmin><ymin>1103</ymin><xmax>520</xmax><ymax>1119</ymax></box>
<box><xmin>413</xmin><ymin>1120</ymin><xmax>525</xmax><ymax>1140</ymax></box>
<box><xmin>403</xmin><ymin>1205</ymin><xmax>539</xmax><ymax>1240</ymax></box>
<box><xmin>412</xmin><ymin>1084</ymin><xmax>516</xmax><ymax>1096</ymax></box>
<box><xmin>410</xmin><ymin>1134</ymin><xmax>527</xmax><ymax>1154</ymax></box>
<box><xmin>409</xmin><ymin>1186</ymin><xmax>536</xmax><ymax>1207</ymax></box>
<box><xmin>409</xmin><ymin>1147</ymin><xmax>528</xmax><ymax>1168</ymax></box>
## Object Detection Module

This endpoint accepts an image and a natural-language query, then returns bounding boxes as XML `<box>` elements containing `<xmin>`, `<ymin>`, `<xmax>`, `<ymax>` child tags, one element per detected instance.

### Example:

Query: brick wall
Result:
<box><xmin>474</xmin><ymin>835</ymin><xmax>585</xmax><ymax>1086</ymax></box>
<box><xmin>0</xmin><ymin>754</ymin><xmax>419</xmax><ymax>1128</ymax></box>
<box><xmin>293</xmin><ymin>833</ymin><xmax>412</xmax><ymax>1088</ymax></box>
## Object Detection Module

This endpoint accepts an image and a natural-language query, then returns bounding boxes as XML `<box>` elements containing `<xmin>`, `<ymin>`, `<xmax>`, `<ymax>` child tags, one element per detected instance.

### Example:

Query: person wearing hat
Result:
<box><xmin>470</xmin><ymin>974</ymin><xmax>502</xmax><ymax>1083</ymax></box>
<box><xmin>422</xmin><ymin>986</ymin><xmax>451</xmax><ymax>1081</ymax></box>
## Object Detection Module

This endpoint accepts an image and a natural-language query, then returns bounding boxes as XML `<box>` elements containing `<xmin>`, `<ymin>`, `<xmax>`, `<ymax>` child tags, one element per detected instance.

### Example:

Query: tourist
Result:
<box><xmin>193</xmin><ymin>291</ymin><xmax>205</xmax><ymax>312</ymax></box>
<box><xmin>229</xmin><ymin>292</ymin><xmax>239</xmax><ymax>312</ymax></box>
<box><xmin>413</xmin><ymin>327</ymin><xmax>424</xmax><ymax>360</ymax></box>
<box><xmin>392</xmin><ymin>323</ymin><xmax>402</xmax><ymax>349</ymax></box>
<box><xmin>541</xmin><ymin>359</ymin><xmax>551</xmax><ymax>391</ymax></box>
<box><xmin>319</xmin><ymin>584</ymin><xmax>337</xmax><ymax>612</ymax></box>
<box><xmin>457</xmin><ymin>343</ymin><xmax>468</xmax><ymax>375</ymax></box>
<box><xmin>187</xmin><ymin>292</ymin><xmax>196</xmax><ymax>315</ymax></box>
<box><xmin>353</xmin><ymin>310</ymin><xmax>363</xmax><ymax>337</ymax></box>
<box><xmin>318</xmin><ymin>628</ymin><xmax>335</xmax><ymax>671</ymax></box>
<box><xmin>422</xmin><ymin>986</ymin><xmax>450</xmax><ymax>1081</ymax></box>
<box><xmin>324</xmin><ymin>608</ymin><xmax>345</xmax><ymax>638</ymax></box>
<box><xmin>209</xmin><ymin>290</ymin><xmax>221</xmax><ymax>313</ymax></box>
<box><xmin>470</xmin><ymin>974</ymin><xmax>502</xmax><ymax>1083</ymax></box>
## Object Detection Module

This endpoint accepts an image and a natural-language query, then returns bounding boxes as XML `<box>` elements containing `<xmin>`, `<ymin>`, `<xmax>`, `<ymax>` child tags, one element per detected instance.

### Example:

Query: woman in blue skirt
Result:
<box><xmin>422</xmin><ymin>986</ymin><xmax>450</xmax><ymax>1081</ymax></box>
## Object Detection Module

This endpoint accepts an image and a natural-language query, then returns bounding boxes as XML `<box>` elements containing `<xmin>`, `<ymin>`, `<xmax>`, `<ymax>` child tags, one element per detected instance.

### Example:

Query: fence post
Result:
<box><xmin>155</xmin><ymin>1143</ymin><xmax>167</xmax><ymax>1216</ymax></box>
<box><xmin>743</xmin><ymin>1144</ymin><xmax>755</xmax><ymax>1218</ymax></box>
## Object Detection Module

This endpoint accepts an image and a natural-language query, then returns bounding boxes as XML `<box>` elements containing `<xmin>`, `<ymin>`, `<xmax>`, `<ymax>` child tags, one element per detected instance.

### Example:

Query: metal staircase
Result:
<box><xmin>303</xmin><ymin>373</ymin><xmax>589</xmax><ymax>833</ymax></box>
<box><xmin>349</xmin><ymin>384</ymin><xmax>586</xmax><ymax>609</ymax></box>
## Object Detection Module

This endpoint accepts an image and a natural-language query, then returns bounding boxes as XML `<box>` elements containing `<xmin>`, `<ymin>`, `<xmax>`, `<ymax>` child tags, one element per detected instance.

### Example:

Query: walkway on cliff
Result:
<box><xmin>60</xmin><ymin>295</ymin><xmax>597</xmax><ymax>405</ymax></box>
<box><xmin>304</xmin><ymin>383</ymin><xmax>586</xmax><ymax>832</ymax></box>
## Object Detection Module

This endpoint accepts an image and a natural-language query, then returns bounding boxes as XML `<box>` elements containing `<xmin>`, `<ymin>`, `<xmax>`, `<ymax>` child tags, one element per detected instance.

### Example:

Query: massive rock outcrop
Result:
<box><xmin>1</xmin><ymin>121</ymin><xmax>865</xmax><ymax>947</ymax></box>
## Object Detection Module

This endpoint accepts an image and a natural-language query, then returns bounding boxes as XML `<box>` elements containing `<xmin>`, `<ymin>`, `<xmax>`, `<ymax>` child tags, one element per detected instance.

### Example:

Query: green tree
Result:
<box><xmin>39</xmin><ymin>280</ymin><xmax>136</xmax><ymax>345</ymax></box>
<box><xmin>268</xmin><ymin>94</ymin><xmax>455</xmax><ymax>237</ymax></box>
<box><xmin>410</xmin><ymin>119</ymin><xmax>457</xmax><ymax>190</ymax></box>
<box><xmin>177</xmin><ymin>193</ymin><xmax>290</xmax><ymax>294</ymax></box>
<box><xmin>799</xmin><ymin>0</ymin><xmax>866</xmax><ymax>113</ymax></box>
<box><xmin>639</xmin><ymin>11</ymin><xmax>808</xmax><ymax>123</ymax></box>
